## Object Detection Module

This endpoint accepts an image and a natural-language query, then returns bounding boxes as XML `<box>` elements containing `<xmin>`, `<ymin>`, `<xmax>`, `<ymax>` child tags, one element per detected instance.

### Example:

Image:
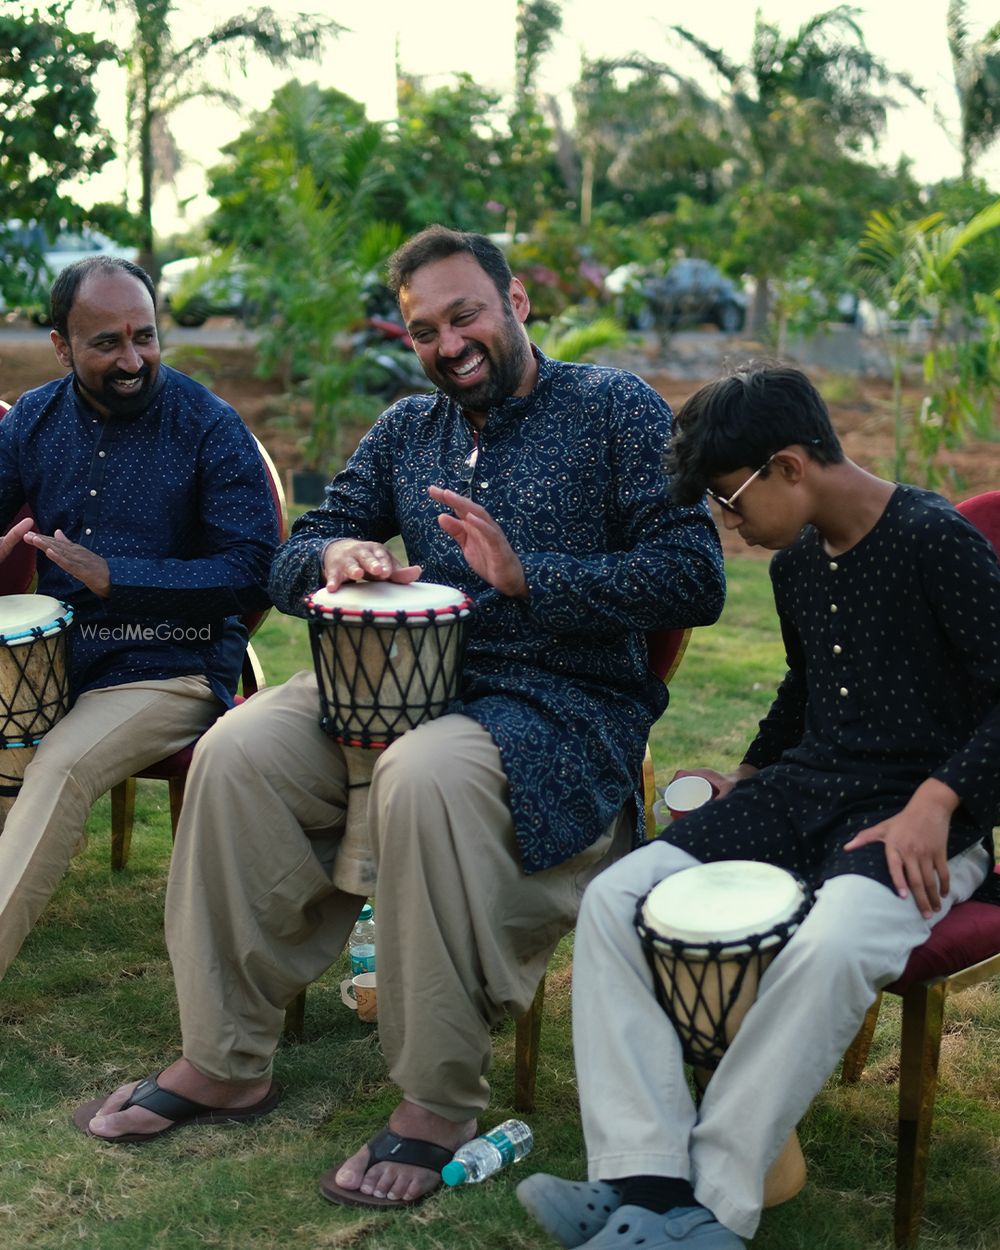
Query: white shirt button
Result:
<box><xmin>833</xmin><ymin>644</ymin><xmax>843</xmax><ymax>655</ymax></box>
<box><xmin>99</xmin><ymin>450</ymin><xmax>106</xmax><ymax>458</ymax></box>
<box><xmin>89</xmin><ymin>489</ymin><xmax>97</xmax><ymax>496</ymax></box>
<box><xmin>480</xmin><ymin>480</ymin><xmax>489</xmax><ymax>489</ymax></box>
<box><xmin>839</xmin><ymin>687</ymin><xmax>849</xmax><ymax>697</ymax></box>
<box><xmin>830</xmin><ymin>603</ymin><xmax>838</xmax><ymax>613</ymax></box>
<box><xmin>85</xmin><ymin>528</ymin><xmax>92</xmax><ymax>535</ymax></box>
<box><xmin>829</xmin><ymin>561</ymin><xmax>838</xmax><ymax>571</ymax></box>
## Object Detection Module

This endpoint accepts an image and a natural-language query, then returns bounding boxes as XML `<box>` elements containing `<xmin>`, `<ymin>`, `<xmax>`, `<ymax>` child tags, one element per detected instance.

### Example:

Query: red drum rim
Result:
<box><xmin>304</xmin><ymin>581</ymin><xmax>473</xmax><ymax>622</ymax></box>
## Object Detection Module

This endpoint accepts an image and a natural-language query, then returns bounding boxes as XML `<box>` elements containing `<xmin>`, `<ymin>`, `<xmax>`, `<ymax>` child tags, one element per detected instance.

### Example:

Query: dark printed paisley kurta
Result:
<box><xmin>270</xmin><ymin>349</ymin><xmax>725</xmax><ymax>872</ymax></box>
<box><xmin>664</xmin><ymin>485</ymin><xmax>1000</xmax><ymax>889</ymax></box>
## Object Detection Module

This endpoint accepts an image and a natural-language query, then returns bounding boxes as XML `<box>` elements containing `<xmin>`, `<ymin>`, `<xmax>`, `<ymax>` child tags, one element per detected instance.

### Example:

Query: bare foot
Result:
<box><xmin>333</xmin><ymin>1100</ymin><xmax>477</xmax><ymax>1202</ymax></box>
<box><xmin>85</xmin><ymin>1058</ymin><xmax>273</xmax><ymax>1139</ymax></box>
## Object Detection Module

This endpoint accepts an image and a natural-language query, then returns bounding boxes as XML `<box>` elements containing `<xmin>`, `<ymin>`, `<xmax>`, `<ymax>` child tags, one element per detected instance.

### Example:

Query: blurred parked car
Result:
<box><xmin>606</xmin><ymin>258</ymin><xmax>746</xmax><ymax>333</ymax></box>
<box><xmin>0</xmin><ymin>222</ymin><xmax>138</xmax><ymax>321</ymax></box>
<box><xmin>158</xmin><ymin>254</ymin><xmax>249</xmax><ymax>326</ymax></box>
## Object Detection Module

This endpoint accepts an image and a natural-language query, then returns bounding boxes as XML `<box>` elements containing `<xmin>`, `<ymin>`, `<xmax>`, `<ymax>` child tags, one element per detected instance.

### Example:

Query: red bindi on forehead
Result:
<box><xmin>124</xmin><ymin>322</ymin><xmax>133</xmax><ymax>337</ymax></box>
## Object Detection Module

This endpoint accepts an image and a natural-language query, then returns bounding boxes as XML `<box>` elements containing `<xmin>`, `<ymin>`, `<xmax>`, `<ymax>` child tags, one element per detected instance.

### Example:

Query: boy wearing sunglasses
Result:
<box><xmin>518</xmin><ymin>361</ymin><xmax>1000</xmax><ymax>1250</ymax></box>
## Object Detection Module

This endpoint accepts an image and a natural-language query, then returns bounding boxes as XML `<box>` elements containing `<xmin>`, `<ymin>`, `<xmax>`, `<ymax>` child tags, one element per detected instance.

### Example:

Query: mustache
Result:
<box><xmin>105</xmin><ymin>365</ymin><xmax>151</xmax><ymax>384</ymax></box>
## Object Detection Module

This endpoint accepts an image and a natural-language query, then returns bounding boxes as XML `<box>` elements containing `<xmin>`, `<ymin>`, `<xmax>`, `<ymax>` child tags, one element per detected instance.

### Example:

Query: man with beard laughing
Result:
<box><xmin>0</xmin><ymin>255</ymin><xmax>278</xmax><ymax>981</ymax></box>
<box><xmin>73</xmin><ymin>227</ymin><xmax>725</xmax><ymax>1215</ymax></box>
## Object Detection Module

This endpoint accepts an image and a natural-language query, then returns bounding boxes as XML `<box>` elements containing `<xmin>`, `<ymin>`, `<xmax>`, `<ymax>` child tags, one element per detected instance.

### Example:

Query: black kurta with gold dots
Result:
<box><xmin>663</xmin><ymin>485</ymin><xmax>1000</xmax><ymax>890</ymax></box>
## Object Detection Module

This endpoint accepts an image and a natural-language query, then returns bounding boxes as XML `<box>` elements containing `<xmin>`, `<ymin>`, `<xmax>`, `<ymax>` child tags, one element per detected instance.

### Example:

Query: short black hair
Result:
<box><xmin>50</xmin><ymin>256</ymin><xmax>157</xmax><ymax>338</ymax></box>
<box><xmin>666</xmin><ymin>360</ymin><xmax>844</xmax><ymax>504</ymax></box>
<box><xmin>386</xmin><ymin>225</ymin><xmax>513</xmax><ymax>309</ymax></box>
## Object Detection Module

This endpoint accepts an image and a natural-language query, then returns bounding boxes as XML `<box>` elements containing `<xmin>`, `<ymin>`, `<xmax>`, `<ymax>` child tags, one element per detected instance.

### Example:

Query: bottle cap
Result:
<box><xmin>441</xmin><ymin>1160</ymin><xmax>468</xmax><ymax>1187</ymax></box>
<box><xmin>358</xmin><ymin>904</ymin><xmax>373</xmax><ymax>920</ymax></box>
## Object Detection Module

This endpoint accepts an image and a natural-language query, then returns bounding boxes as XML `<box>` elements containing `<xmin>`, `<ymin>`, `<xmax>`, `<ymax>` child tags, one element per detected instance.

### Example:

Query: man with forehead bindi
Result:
<box><xmin>0</xmin><ymin>255</ymin><xmax>278</xmax><ymax>980</ymax></box>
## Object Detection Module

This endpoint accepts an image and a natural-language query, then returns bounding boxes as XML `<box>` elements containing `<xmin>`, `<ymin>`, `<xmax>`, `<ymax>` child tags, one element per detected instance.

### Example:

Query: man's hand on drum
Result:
<box><xmin>843</xmin><ymin>777</ymin><xmax>957</xmax><ymax>920</ymax></box>
<box><xmin>322</xmin><ymin>539</ymin><xmax>422</xmax><ymax>593</ymax></box>
<box><xmin>23</xmin><ymin>528</ymin><xmax>111</xmax><ymax>597</ymax></box>
<box><xmin>0</xmin><ymin>516</ymin><xmax>35</xmax><ymax>565</ymax></box>
<box><xmin>670</xmin><ymin>764</ymin><xmax>757</xmax><ymax>801</ymax></box>
<box><xmin>429</xmin><ymin>486</ymin><xmax>527</xmax><ymax>599</ymax></box>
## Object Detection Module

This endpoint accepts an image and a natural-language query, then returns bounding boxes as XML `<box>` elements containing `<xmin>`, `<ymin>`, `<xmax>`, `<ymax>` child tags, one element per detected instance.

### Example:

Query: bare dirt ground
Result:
<box><xmin>2</xmin><ymin>321</ymin><xmax>997</xmax><ymax>555</ymax></box>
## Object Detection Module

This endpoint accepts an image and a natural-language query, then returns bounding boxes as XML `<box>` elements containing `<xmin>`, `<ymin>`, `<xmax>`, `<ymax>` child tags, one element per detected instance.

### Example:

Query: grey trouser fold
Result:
<box><xmin>0</xmin><ymin>675</ymin><xmax>220</xmax><ymax>979</ymax></box>
<box><xmin>572</xmin><ymin>837</ymin><xmax>991</xmax><ymax>1239</ymax></box>
<box><xmin>166</xmin><ymin>669</ymin><xmax>630</xmax><ymax>1119</ymax></box>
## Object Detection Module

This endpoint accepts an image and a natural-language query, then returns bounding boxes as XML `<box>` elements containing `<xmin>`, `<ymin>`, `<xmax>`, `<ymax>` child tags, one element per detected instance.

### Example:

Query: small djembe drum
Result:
<box><xmin>305</xmin><ymin>580</ymin><xmax>474</xmax><ymax>895</ymax></box>
<box><xmin>0</xmin><ymin>594</ymin><xmax>75</xmax><ymax>818</ymax></box>
<box><xmin>636</xmin><ymin>859</ymin><xmax>813</xmax><ymax>1208</ymax></box>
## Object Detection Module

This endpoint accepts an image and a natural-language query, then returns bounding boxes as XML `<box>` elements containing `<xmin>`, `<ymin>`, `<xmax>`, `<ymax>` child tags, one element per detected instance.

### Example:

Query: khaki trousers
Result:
<box><xmin>0</xmin><ymin>675</ymin><xmax>221</xmax><ymax>979</ymax></box>
<box><xmin>166</xmin><ymin>669</ymin><xmax>630</xmax><ymax>1119</ymax></box>
<box><xmin>573</xmin><ymin>837</ymin><xmax>991</xmax><ymax>1239</ymax></box>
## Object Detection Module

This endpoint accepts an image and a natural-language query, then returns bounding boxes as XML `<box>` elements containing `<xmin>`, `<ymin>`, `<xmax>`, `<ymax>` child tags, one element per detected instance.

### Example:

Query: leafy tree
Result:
<box><xmin>504</xmin><ymin>0</ymin><xmax>563</xmax><ymax>234</ymax></box>
<box><xmin>947</xmin><ymin>0</ymin><xmax>1000</xmax><ymax>179</ymax></box>
<box><xmin>853</xmin><ymin>199</ymin><xmax>1000</xmax><ymax>483</ymax></box>
<box><xmin>672</xmin><ymin>5</ymin><xmax>921</xmax><ymax>333</ymax></box>
<box><xmin>0</xmin><ymin>2</ymin><xmax>122</xmax><ymax>306</ymax></box>
<box><xmin>98</xmin><ymin>0</ymin><xmax>340</xmax><ymax>276</ymax></box>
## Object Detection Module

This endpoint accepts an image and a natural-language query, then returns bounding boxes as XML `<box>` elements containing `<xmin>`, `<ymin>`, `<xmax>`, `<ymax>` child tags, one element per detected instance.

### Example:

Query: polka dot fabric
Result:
<box><xmin>0</xmin><ymin>367</ymin><xmax>278</xmax><ymax>704</ymax></box>
<box><xmin>269</xmin><ymin>349</ymin><xmax>726</xmax><ymax>873</ymax></box>
<box><xmin>665</xmin><ymin>485</ymin><xmax>1000</xmax><ymax>889</ymax></box>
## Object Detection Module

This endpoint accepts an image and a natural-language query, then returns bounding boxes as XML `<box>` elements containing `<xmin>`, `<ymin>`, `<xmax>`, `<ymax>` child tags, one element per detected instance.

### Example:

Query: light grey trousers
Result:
<box><xmin>0</xmin><ymin>675</ymin><xmax>220</xmax><ymax>980</ymax></box>
<box><xmin>166</xmin><ymin>669</ymin><xmax>630</xmax><ymax>1119</ymax></box>
<box><xmin>572</xmin><ymin>836</ymin><xmax>991</xmax><ymax>1239</ymax></box>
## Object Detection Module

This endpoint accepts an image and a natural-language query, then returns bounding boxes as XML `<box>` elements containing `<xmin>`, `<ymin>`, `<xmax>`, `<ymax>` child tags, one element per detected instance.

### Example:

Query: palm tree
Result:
<box><xmin>672</xmin><ymin>5</ymin><xmax>920</xmax><ymax>333</ymax></box>
<box><xmin>101</xmin><ymin>0</ymin><xmax>340</xmax><ymax>277</ymax></box>
<box><xmin>947</xmin><ymin>0</ymin><xmax>1000</xmax><ymax>179</ymax></box>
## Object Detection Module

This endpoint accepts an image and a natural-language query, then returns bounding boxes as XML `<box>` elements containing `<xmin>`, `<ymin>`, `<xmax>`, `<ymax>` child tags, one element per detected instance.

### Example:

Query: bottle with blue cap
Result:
<box><xmin>441</xmin><ymin>1119</ymin><xmax>534</xmax><ymax>1186</ymax></box>
<box><xmin>348</xmin><ymin>902</ymin><xmax>376</xmax><ymax>976</ymax></box>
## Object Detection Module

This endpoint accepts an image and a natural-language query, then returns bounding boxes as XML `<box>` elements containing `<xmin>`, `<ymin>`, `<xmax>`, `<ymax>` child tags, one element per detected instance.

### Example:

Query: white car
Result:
<box><xmin>0</xmin><ymin>222</ymin><xmax>139</xmax><ymax>320</ymax></box>
<box><xmin>158</xmin><ymin>253</ymin><xmax>248</xmax><ymax>326</ymax></box>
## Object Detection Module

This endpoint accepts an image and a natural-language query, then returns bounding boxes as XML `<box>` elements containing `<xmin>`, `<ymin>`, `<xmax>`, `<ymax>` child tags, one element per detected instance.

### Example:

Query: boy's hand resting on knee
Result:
<box><xmin>843</xmin><ymin>778</ymin><xmax>959</xmax><ymax>919</ymax></box>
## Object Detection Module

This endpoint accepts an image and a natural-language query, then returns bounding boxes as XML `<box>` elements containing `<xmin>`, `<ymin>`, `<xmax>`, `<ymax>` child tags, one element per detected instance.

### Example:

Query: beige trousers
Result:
<box><xmin>0</xmin><ymin>674</ymin><xmax>221</xmax><ymax>980</ymax></box>
<box><xmin>166</xmin><ymin>669</ymin><xmax>630</xmax><ymax>1119</ymax></box>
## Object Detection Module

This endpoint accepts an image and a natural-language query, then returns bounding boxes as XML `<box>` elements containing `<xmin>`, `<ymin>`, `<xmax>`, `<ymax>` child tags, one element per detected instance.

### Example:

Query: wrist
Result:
<box><xmin>911</xmin><ymin>776</ymin><xmax>960</xmax><ymax>816</ymax></box>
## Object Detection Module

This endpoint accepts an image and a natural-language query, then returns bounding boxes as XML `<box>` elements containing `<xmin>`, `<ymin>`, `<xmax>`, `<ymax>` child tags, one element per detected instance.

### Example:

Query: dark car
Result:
<box><xmin>607</xmin><ymin>258</ymin><xmax>746</xmax><ymax>333</ymax></box>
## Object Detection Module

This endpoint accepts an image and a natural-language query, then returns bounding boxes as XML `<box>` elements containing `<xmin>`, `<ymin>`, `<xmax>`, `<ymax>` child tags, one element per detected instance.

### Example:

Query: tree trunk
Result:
<box><xmin>138</xmin><ymin>60</ymin><xmax>158</xmax><ymax>283</ymax></box>
<box><xmin>750</xmin><ymin>274</ymin><xmax>771</xmax><ymax>340</ymax></box>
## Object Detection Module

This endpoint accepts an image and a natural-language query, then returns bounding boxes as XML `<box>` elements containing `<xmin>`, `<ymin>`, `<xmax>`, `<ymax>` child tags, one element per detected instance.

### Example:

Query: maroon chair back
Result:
<box><xmin>957</xmin><ymin>490</ymin><xmax>1000</xmax><ymax>556</ymax></box>
<box><xmin>0</xmin><ymin>400</ymin><xmax>36</xmax><ymax>596</ymax></box>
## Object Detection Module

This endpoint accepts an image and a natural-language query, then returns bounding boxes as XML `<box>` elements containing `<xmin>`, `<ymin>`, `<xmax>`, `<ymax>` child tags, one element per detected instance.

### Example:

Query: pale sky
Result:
<box><xmin>71</xmin><ymin>0</ymin><xmax>1000</xmax><ymax>236</ymax></box>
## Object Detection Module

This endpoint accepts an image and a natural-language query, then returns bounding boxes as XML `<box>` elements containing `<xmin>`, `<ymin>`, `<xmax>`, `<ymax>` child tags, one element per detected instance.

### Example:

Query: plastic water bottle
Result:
<box><xmin>441</xmin><ymin>1119</ymin><xmax>534</xmax><ymax>1186</ymax></box>
<box><xmin>348</xmin><ymin>903</ymin><xmax>376</xmax><ymax>975</ymax></box>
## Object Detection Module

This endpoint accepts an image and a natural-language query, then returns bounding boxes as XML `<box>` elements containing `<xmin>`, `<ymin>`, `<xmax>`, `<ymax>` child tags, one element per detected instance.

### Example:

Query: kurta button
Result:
<box><xmin>830</xmin><ymin>603</ymin><xmax>838</xmax><ymax>613</ymax></box>
<box><xmin>480</xmin><ymin>480</ymin><xmax>489</xmax><ymax>489</ymax></box>
<box><xmin>839</xmin><ymin>687</ymin><xmax>849</xmax><ymax>697</ymax></box>
<box><xmin>89</xmin><ymin>489</ymin><xmax>97</xmax><ymax>496</ymax></box>
<box><xmin>85</xmin><ymin>528</ymin><xmax>92</xmax><ymax>535</ymax></box>
<box><xmin>829</xmin><ymin>561</ymin><xmax>838</xmax><ymax>571</ymax></box>
<box><xmin>99</xmin><ymin>450</ymin><xmax>106</xmax><ymax>458</ymax></box>
<box><xmin>833</xmin><ymin>644</ymin><xmax>842</xmax><ymax>655</ymax></box>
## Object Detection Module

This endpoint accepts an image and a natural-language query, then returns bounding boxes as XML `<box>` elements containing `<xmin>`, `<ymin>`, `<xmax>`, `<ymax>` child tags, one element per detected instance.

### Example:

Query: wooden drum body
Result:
<box><xmin>636</xmin><ymin>859</ymin><xmax>813</xmax><ymax>1208</ymax></box>
<box><xmin>0</xmin><ymin>594</ymin><xmax>74</xmax><ymax>812</ymax></box>
<box><xmin>305</xmin><ymin>580</ymin><xmax>473</xmax><ymax>895</ymax></box>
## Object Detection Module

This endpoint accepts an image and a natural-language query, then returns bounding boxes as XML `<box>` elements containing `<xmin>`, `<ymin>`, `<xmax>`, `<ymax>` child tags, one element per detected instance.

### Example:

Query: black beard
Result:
<box><xmin>431</xmin><ymin>322</ymin><xmax>532</xmax><ymax>411</ymax></box>
<box><xmin>75</xmin><ymin>366</ymin><xmax>155</xmax><ymax>418</ymax></box>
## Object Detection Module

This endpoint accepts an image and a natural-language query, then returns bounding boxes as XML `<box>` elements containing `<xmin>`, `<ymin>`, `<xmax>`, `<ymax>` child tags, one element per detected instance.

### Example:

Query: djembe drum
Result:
<box><xmin>0</xmin><ymin>594</ymin><xmax>75</xmax><ymax>817</ymax></box>
<box><xmin>636</xmin><ymin>859</ymin><xmax>813</xmax><ymax>1207</ymax></box>
<box><xmin>305</xmin><ymin>580</ymin><xmax>474</xmax><ymax>895</ymax></box>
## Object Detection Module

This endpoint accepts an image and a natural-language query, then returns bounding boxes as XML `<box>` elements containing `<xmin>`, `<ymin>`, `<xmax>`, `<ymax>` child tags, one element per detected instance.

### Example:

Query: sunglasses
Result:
<box><xmin>706</xmin><ymin>454</ymin><xmax>777</xmax><ymax>516</ymax></box>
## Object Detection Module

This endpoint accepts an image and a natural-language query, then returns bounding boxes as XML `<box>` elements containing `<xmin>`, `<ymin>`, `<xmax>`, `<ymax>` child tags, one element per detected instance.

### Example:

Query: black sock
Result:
<box><xmin>615</xmin><ymin>1175</ymin><xmax>698</xmax><ymax>1214</ymax></box>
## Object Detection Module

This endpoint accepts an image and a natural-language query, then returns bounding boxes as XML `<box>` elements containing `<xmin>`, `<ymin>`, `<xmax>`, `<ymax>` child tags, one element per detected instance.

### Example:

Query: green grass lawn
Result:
<box><xmin>1</xmin><ymin>555</ymin><xmax>998</xmax><ymax>1249</ymax></box>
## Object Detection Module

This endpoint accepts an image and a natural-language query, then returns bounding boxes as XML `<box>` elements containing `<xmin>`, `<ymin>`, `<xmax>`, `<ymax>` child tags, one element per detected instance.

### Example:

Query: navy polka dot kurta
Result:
<box><xmin>664</xmin><ymin>485</ymin><xmax>1000</xmax><ymax>890</ymax></box>
<box><xmin>269</xmin><ymin>350</ymin><xmax>726</xmax><ymax>873</ymax></box>
<box><xmin>0</xmin><ymin>367</ymin><xmax>278</xmax><ymax>704</ymax></box>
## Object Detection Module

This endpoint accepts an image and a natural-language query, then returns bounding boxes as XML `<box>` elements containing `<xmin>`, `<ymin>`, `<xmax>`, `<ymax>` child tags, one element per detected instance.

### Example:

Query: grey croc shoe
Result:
<box><xmin>579</xmin><ymin>1204</ymin><xmax>745</xmax><ymax>1249</ymax></box>
<box><xmin>516</xmin><ymin>1174</ymin><xmax>623</xmax><ymax>1248</ymax></box>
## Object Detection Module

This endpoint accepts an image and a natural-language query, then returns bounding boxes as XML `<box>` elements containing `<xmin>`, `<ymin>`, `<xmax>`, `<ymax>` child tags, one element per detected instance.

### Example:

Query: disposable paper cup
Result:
<box><xmin>664</xmin><ymin>774</ymin><xmax>715</xmax><ymax>820</ymax></box>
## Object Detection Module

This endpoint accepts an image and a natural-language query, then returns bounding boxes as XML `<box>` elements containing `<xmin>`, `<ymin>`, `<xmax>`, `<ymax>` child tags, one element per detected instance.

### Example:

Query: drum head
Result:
<box><xmin>642</xmin><ymin>860</ymin><xmax>806</xmax><ymax>947</ymax></box>
<box><xmin>0</xmin><ymin>594</ymin><xmax>69</xmax><ymax>641</ymax></box>
<box><xmin>306</xmin><ymin>581</ymin><xmax>472</xmax><ymax>622</ymax></box>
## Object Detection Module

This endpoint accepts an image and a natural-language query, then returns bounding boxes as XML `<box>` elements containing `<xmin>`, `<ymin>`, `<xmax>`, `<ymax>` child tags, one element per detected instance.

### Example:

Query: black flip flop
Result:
<box><xmin>72</xmin><ymin>1072</ymin><xmax>282</xmax><ymax>1144</ymax></box>
<box><xmin>319</xmin><ymin>1127</ymin><xmax>455</xmax><ymax>1209</ymax></box>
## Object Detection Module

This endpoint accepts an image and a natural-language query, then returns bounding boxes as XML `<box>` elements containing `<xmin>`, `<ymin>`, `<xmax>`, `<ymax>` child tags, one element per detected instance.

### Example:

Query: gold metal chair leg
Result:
<box><xmin>841</xmin><ymin>992</ymin><xmax>883</xmax><ymax>1084</ymax></box>
<box><xmin>110</xmin><ymin>776</ymin><xmax>136</xmax><ymax>871</ymax></box>
<box><xmin>514</xmin><ymin>975</ymin><xmax>546</xmax><ymax>1113</ymax></box>
<box><xmin>895</xmin><ymin>981</ymin><xmax>946</xmax><ymax>1250</ymax></box>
